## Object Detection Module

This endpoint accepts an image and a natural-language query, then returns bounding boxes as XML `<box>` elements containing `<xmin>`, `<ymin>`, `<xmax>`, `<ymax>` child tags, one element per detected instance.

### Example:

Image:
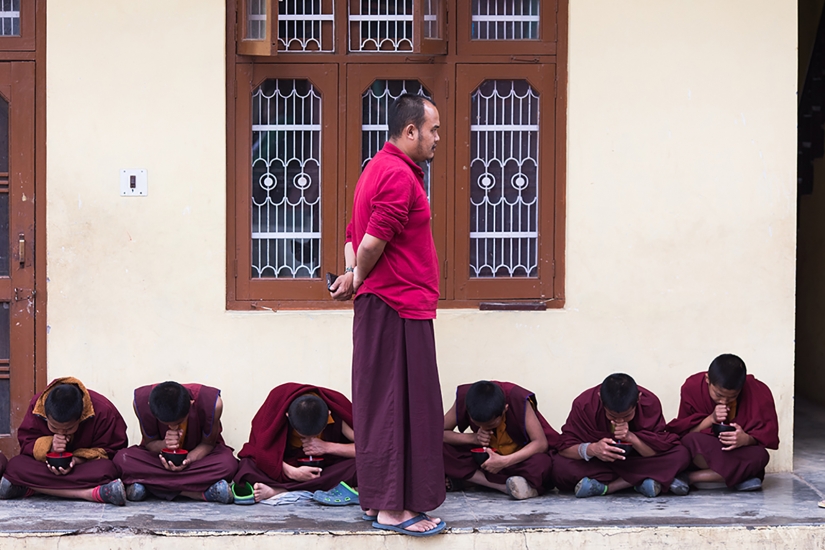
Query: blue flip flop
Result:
<box><xmin>372</xmin><ymin>513</ymin><xmax>447</xmax><ymax>537</ymax></box>
<box><xmin>362</xmin><ymin>512</ymin><xmax>378</xmax><ymax>521</ymax></box>
<box><xmin>312</xmin><ymin>481</ymin><xmax>360</xmax><ymax>506</ymax></box>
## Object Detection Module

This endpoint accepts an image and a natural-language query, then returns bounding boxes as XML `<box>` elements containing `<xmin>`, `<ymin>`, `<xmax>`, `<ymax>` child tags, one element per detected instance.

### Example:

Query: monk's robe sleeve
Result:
<box><xmin>557</xmin><ymin>394</ymin><xmax>598</xmax><ymax>450</ymax></box>
<box><xmin>743</xmin><ymin>381</ymin><xmax>780</xmax><ymax>450</ymax></box>
<box><xmin>74</xmin><ymin>403</ymin><xmax>129</xmax><ymax>460</ymax></box>
<box><xmin>17</xmin><ymin>397</ymin><xmax>53</xmax><ymax>462</ymax></box>
<box><xmin>664</xmin><ymin>378</ymin><xmax>706</xmax><ymax>436</ymax></box>
<box><xmin>631</xmin><ymin>392</ymin><xmax>680</xmax><ymax>453</ymax></box>
<box><xmin>364</xmin><ymin>168</ymin><xmax>414</xmax><ymax>242</ymax></box>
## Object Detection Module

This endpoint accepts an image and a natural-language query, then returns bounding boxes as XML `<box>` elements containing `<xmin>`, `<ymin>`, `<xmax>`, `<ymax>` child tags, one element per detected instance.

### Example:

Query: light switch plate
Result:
<box><xmin>120</xmin><ymin>169</ymin><xmax>148</xmax><ymax>196</ymax></box>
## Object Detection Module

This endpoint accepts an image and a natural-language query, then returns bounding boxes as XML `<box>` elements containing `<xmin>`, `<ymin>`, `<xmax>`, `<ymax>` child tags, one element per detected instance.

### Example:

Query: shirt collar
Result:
<box><xmin>382</xmin><ymin>142</ymin><xmax>425</xmax><ymax>181</ymax></box>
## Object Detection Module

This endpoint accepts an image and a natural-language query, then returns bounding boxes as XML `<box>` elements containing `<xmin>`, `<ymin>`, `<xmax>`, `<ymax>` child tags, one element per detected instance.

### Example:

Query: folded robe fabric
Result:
<box><xmin>665</xmin><ymin>372</ymin><xmax>779</xmax><ymax>449</ymax></box>
<box><xmin>558</xmin><ymin>385</ymin><xmax>679</xmax><ymax>454</ymax></box>
<box><xmin>237</xmin><ymin>383</ymin><xmax>353</xmax><ymax>482</ymax></box>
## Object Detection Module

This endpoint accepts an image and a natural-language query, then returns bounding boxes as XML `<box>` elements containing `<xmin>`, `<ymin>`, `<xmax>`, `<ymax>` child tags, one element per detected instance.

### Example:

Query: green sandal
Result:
<box><xmin>231</xmin><ymin>481</ymin><xmax>256</xmax><ymax>505</ymax></box>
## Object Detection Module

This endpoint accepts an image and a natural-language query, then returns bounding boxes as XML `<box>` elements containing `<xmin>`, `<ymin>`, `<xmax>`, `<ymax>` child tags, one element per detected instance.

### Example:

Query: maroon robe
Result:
<box><xmin>4</xmin><ymin>377</ymin><xmax>128</xmax><ymax>490</ymax></box>
<box><xmin>444</xmin><ymin>382</ymin><xmax>558</xmax><ymax>492</ymax></box>
<box><xmin>553</xmin><ymin>385</ymin><xmax>691</xmax><ymax>491</ymax></box>
<box><xmin>352</xmin><ymin>293</ymin><xmax>446</xmax><ymax>512</ymax></box>
<box><xmin>666</xmin><ymin>372</ymin><xmax>779</xmax><ymax>486</ymax></box>
<box><xmin>235</xmin><ymin>383</ymin><xmax>357</xmax><ymax>491</ymax></box>
<box><xmin>114</xmin><ymin>383</ymin><xmax>238</xmax><ymax>500</ymax></box>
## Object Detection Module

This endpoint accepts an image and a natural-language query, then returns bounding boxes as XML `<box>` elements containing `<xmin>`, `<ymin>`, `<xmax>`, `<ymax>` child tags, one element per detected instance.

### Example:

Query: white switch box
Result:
<box><xmin>120</xmin><ymin>169</ymin><xmax>148</xmax><ymax>196</ymax></box>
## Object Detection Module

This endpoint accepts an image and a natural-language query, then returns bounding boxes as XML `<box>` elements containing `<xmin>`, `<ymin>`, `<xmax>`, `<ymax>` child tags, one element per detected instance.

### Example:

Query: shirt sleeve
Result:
<box><xmin>365</xmin><ymin>168</ymin><xmax>414</xmax><ymax>242</ymax></box>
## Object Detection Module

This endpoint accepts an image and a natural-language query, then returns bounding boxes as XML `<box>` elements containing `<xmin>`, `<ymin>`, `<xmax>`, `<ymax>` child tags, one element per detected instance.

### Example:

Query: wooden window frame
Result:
<box><xmin>456</xmin><ymin>0</ymin><xmax>556</xmax><ymax>57</ymax></box>
<box><xmin>237</xmin><ymin>0</ymin><xmax>278</xmax><ymax>56</ymax></box>
<box><xmin>227</xmin><ymin>0</ymin><xmax>567</xmax><ymax>311</ymax></box>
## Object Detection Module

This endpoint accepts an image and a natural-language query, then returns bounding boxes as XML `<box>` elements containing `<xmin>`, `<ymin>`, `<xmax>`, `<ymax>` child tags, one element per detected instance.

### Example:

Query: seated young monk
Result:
<box><xmin>235</xmin><ymin>383</ymin><xmax>357</xmax><ymax>503</ymax></box>
<box><xmin>442</xmin><ymin>380</ymin><xmax>557</xmax><ymax>500</ymax></box>
<box><xmin>665</xmin><ymin>354</ymin><xmax>779</xmax><ymax>491</ymax></box>
<box><xmin>114</xmin><ymin>381</ymin><xmax>238</xmax><ymax>503</ymax></box>
<box><xmin>0</xmin><ymin>377</ymin><xmax>128</xmax><ymax>505</ymax></box>
<box><xmin>553</xmin><ymin>373</ymin><xmax>692</xmax><ymax>498</ymax></box>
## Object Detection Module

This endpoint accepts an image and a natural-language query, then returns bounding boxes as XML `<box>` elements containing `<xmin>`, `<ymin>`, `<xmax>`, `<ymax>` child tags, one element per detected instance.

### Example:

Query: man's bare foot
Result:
<box><xmin>376</xmin><ymin>510</ymin><xmax>442</xmax><ymax>533</ymax></box>
<box><xmin>253</xmin><ymin>483</ymin><xmax>284</xmax><ymax>502</ymax></box>
<box><xmin>365</xmin><ymin>508</ymin><xmax>379</xmax><ymax>517</ymax></box>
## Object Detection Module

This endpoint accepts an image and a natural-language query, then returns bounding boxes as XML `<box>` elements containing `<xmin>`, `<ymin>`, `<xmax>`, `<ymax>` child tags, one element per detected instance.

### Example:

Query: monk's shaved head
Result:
<box><xmin>288</xmin><ymin>394</ymin><xmax>329</xmax><ymax>437</ymax></box>
<box><xmin>466</xmin><ymin>381</ymin><xmax>506</xmax><ymax>423</ymax></box>
<box><xmin>44</xmin><ymin>384</ymin><xmax>84</xmax><ymax>423</ymax></box>
<box><xmin>600</xmin><ymin>373</ymin><xmax>639</xmax><ymax>413</ymax></box>
<box><xmin>149</xmin><ymin>381</ymin><xmax>191</xmax><ymax>423</ymax></box>
<box><xmin>708</xmin><ymin>354</ymin><xmax>747</xmax><ymax>391</ymax></box>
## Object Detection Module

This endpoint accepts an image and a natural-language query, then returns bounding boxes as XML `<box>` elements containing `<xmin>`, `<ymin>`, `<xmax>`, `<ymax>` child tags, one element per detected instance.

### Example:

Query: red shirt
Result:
<box><xmin>347</xmin><ymin>142</ymin><xmax>439</xmax><ymax>319</ymax></box>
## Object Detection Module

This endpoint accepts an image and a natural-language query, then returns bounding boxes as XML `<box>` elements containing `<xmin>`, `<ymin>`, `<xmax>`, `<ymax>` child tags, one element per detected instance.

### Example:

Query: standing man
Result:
<box><xmin>331</xmin><ymin>94</ymin><xmax>446</xmax><ymax>537</ymax></box>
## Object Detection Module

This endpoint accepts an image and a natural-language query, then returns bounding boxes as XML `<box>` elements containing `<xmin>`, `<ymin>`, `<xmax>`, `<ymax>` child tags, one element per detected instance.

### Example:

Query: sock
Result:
<box><xmin>91</xmin><ymin>485</ymin><xmax>104</xmax><ymax>503</ymax></box>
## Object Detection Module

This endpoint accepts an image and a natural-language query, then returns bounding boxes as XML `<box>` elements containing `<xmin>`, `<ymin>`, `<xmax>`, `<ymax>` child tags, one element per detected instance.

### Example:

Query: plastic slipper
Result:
<box><xmin>372</xmin><ymin>513</ymin><xmax>447</xmax><ymax>537</ymax></box>
<box><xmin>362</xmin><ymin>512</ymin><xmax>378</xmax><ymax>521</ymax></box>
<box><xmin>232</xmin><ymin>481</ymin><xmax>256</xmax><ymax>505</ymax></box>
<box><xmin>312</xmin><ymin>481</ymin><xmax>360</xmax><ymax>506</ymax></box>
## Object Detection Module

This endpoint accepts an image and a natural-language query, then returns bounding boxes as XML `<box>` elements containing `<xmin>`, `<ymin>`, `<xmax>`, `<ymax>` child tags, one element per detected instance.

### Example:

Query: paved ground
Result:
<box><xmin>0</xmin><ymin>400</ymin><xmax>823</xmax><ymax>535</ymax></box>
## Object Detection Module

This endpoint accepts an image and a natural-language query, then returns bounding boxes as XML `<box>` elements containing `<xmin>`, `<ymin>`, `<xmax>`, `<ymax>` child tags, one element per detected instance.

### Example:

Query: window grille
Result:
<box><xmin>251</xmin><ymin>79</ymin><xmax>322</xmax><ymax>278</ymax></box>
<box><xmin>349</xmin><ymin>0</ymin><xmax>414</xmax><ymax>52</ymax></box>
<box><xmin>361</xmin><ymin>80</ymin><xmax>432</xmax><ymax>199</ymax></box>
<box><xmin>469</xmin><ymin>80</ymin><xmax>539</xmax><ymax>278</ymax></box>
<box><xmin>246</xmin><ymin>0</ymin><xmax>267</xmax><ymax>39</ymax></box>
<box><xmin>0</xmin><ymin>0</ymin><xmax>19</xmax><ymax>37</ymax></box>
<box><xmin>471</xmin><ymin>0</ymin><xmax>540</xmax><ymax>40</ymax></box>
<box><xmin>279</xmin><ymin>0</ymin><xmax>335</xmax><ymax>51</ymax></box>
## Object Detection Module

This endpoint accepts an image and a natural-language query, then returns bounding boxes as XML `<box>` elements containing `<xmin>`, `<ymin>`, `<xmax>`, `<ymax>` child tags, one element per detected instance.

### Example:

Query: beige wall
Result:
<box><xmin>46</xmin><ymin>1</ymin><xmax>797</xmax><ymax>470</ymax></box>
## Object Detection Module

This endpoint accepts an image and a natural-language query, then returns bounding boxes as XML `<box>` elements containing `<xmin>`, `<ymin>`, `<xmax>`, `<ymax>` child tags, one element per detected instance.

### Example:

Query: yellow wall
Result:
<box><xmin>46</xmin><ymin>1</ymin><xmax>798</xmax><ymax>471</ymax></box>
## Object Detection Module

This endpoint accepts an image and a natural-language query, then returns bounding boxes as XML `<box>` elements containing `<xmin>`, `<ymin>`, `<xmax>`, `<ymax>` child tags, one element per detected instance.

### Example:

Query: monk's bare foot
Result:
<box><xmin>366</xmin><ymin>508</ymin><xmax>379</xmax><ymax>517</ymax></box>
<box><xmin>253</xmin><ymin>483</ymin><xmax>283</xmax><ymax>503</ymax></box>
<box><xmin>376</xmin><ymin>510</ymin><xmax>441</xmax><ymax>533</ymax></box>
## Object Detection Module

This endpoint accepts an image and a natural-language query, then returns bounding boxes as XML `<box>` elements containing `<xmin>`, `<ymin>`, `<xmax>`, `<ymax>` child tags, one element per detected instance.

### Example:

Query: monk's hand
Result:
<box><xmin>284</xmin><ymin>462</ymin><xmax>321</xmax><ymax>482</ymax></box>
<box><xmin>712</xmin><ymin>403</ymin><xmax>729</xmax><ymax>424</ymax></box>
<box><xmin>480</xmin><ymin>448</ymin><xmax>507</xmax><ymax>474</ymax></box>
<box><xmin>159</xmin><ymin>455</ymin><xmax>189</xmax><ymax>472</ymax></box>
<box><xmin>301</xmin><ymin>437</ymin><xmax>328</xmax><ymax>456</ymax></box>
<box><xmin>330</xmin><ymin>272</ymin><xmax>354</xmax><ymax>301</ymax></box>
<box><xmin>46</xmin><ymin>459</ymin><xmax>75</xmax><ymax>476</ymax></box>
<box><xmin>612</xmin><ymin>421</ymin><xmax>629</xmax><ymax>441</ymax></box>
<box><xmin>476</xmin><ymin>429</ymin><xmax>493</xmax><ymax>447</ymax></box>
<box><xmin>592</xmin><ymin>438</ymin><xmax>626</xmax><ymax>462</ymax></box>
<box><xmin>51</xmin><ymin>434</ymin><xmax>69</xmax><ymax>454</ymax></box>
<box><xmin>164</xmin><ymin>429</ymin><xmax>182</xmax><ymax>450</ymax></box>
<box><xmin>720</xmin><ymin>423</ymin><xmax>751</xmax><ymax>451</ymax></box>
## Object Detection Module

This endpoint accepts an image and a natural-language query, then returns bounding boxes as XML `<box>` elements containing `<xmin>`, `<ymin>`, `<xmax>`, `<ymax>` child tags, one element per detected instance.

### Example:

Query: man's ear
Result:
<box><xmin>503</xmin><ymin>404</ymin><xmax>509</xmax><ymax>414</ymax></box>
<box><xmin>704</xmin><ymin>373</ymin><xmax>710</xmax><ymax>385</ymax></box>
<box><xmin>405</xmin><ymin>123</ymin><xmax>417</xmax><ymax>140</ymax></box>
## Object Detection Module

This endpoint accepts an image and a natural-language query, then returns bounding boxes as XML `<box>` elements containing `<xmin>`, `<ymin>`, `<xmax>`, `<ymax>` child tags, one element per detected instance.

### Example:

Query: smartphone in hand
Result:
<box><xmin>326</xmin><ymin>272</ymin><xmax>339</xmax><ymax>290</ymax></box>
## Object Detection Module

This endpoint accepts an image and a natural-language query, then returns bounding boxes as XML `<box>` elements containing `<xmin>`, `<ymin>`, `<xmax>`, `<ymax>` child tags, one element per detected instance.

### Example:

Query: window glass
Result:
<box><xmin>246</xmin><ymin>0</ymin><xmax>267</xmax><ymax>40</ymax></box>
<box><xmin>471</xmin><ymin>0</ymin><xmax>540</xmax><ymax>40</ymax></box>
<box><xmin>251</xmin><ymin>79</ymin><xmax>322</xmax><ymax>278</ymax></box>
<box><xmin>424</xmin><ymin>0</ymin><xmax>441</xmax><ymax>39</ymax></box>
<box><xmin>0</xmin><ymin>0</ymin><xmax>19</xmax><ymax>37</ymax></box>
<box><xmin>470</xmin><ymin>79</ymin><xmax>539</xmax><ymax>278</ymax></box>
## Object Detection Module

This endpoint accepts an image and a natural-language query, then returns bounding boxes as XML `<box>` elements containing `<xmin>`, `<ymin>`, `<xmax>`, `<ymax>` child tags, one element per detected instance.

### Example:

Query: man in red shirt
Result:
<box><xmin>331</xmin><ymin>94</ymin><xmax>445</xmax><ymax>536</ymax></box>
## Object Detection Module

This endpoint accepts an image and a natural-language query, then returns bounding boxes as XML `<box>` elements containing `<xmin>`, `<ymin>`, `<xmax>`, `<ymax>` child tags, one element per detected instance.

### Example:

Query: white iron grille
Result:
<box><xmin>471</xmin><ymin>0</ymin><xmax>540</xmax><ymax>40</ymax></box>
<box><xmin>350</xmin><ymin>0</ymin><xmax>414</xmax><ymax>52</ymax></box>
<box><xmin>470</xmin><ymin>80</ymin><xmax>539</xmax><ymax>278</ymax></box>
<box><xmin>361</xmin><ymin>80</ymin><xmax>432</xmax><ymax>201</ymax></box>
<box><xmin>0</xmin><ymin>0</ymin><xmax>19</xmax><ymax>37</ymax></box>
<box><xmin>279</xmin><ymin>0</ymin><xmax>335</xmax><ymax>52</ymax></box>
<box><xmin>246</xmin><ymin>0</ymin><xmax>267</xmax><ymax>40</ymax></box>
<box><xmin>251</xmin><ymin>79</ymin><xmax>322</xmax><ymax>279</ymax></box>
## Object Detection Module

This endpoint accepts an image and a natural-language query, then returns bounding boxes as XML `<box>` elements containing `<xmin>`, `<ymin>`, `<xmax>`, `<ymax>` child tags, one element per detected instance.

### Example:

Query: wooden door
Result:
<box><xmin>0</xmin><ymin>62</ymin><xmax>36</xmax><ymax>457</ymax></box>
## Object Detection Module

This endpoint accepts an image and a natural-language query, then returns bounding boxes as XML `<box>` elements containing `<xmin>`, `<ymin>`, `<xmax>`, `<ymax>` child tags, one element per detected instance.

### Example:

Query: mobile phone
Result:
<box><xmin>326</xmin><ymin>272</ymin><xmax>338</xmax><ymax>290</ymax></box>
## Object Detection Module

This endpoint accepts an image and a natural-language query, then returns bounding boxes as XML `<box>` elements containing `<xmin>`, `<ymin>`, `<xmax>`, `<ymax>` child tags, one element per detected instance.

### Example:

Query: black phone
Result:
<box><xmin>326</xmin><ymin>272</ymin><xmax>339</xmax><ymax>290</ymax></box>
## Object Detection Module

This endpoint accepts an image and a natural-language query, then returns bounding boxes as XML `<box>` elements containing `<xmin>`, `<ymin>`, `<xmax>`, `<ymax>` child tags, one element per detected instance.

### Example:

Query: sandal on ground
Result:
<box><xmin>372</xmin><ymin>513</ymin><xmax>447</xmax><ymax>537</ymax></box>
<box><xmin>312</xmin><ymin>481</ymin><xmax>359</xmax><ymax>506</ymax></box>
<box><xmin>231</xmin><ymin>481</ymin><xmax>256</xmax><ymax>505</ymax></box>
<box><xmin>362</xmin><ymin>512</ymin><xmax>378</xmax><ymax>521</ymax></box>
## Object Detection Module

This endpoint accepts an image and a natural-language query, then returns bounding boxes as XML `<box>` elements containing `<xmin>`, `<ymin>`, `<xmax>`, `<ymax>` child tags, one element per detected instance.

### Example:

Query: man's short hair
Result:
<box><xmin>288</xmin><ymin>394</ymin><xmax>329</xmax><ymax>436</ymax></box>
<box><xmin>44</xmin><ymin>384</ymin><xmax>84</xmax><ymax>423</ymax></box>
<box><xmin>600</xmin><ymin>373</ymin><xmax>639</xmax><ymax>413</ymax></box>
<box><xmin>465</xmin><ymin>381</ymin><xmax>506</xmax><ymax>423</ymax></box>
<box><xmin>387</xmin><ymin>94</ymin><xmax>435</xmax><ymax>139</ymax></box>
<box><xmin>149</xmin><ymin>381</ymin><xmax>191</xmax><ymax>423</ymax></box>
<box><xmin>708</xmin><ymin>354</ymin><xmax>747</xmax><ymax>391</ymax></box>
